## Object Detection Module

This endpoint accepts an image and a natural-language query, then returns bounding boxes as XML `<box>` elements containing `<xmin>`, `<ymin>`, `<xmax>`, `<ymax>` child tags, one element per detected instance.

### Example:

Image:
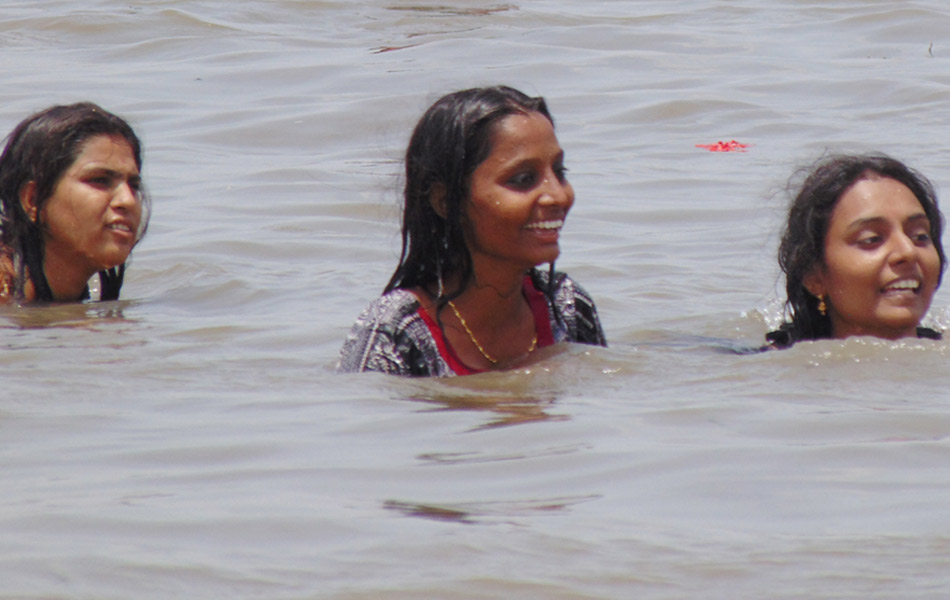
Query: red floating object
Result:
<box><xmin>696</xmin><ymin>140</ymin><xmax>750</xmax><ymax>152</ymax></box>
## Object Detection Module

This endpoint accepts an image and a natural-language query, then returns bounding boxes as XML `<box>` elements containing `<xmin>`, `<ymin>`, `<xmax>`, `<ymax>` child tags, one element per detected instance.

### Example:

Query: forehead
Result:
<box><xmin>486</xmin><ymin>111</ymin><xmax>558</xmax><ymax>153</ymax></box>
<box><xmin>71</xmin><ymin>134</ymin><xmax>138</xmax><ymax>169</ymax></box>
<box><xmin>831</xmin><ymin>175</ymin><xmax>925</xmax><ymax>227</ymax></box>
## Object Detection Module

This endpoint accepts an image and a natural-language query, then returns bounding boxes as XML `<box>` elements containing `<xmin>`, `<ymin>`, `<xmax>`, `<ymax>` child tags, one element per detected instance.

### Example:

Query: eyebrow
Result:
<box><xmin>81</xmin><ymin>166</ymin><xmax>140</xmax><ymax>179</ymax></box>
<box><xmin>845</xmin><ymin>212</ymin><xmax>930</xmax><ymax>232</ymax></box>
<box><xmin>501</xmin><ymin>147</ymin><xmax>564</xmax><ymax>164</ymax></box>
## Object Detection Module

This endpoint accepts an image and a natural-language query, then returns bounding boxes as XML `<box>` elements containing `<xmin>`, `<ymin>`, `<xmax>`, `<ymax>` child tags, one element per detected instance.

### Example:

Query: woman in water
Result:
<box><xmin>338</xmin><ymin>85</ymin><xmax>606</xmax><ymax>376</ymax></box>
<box><xmin>0</xmin><ymin>102</ymin><xmax>149</xmax><ymax>303</ymax></box>
<box><xmin>767</xmin><ymin>154</ymin><xmax>945</xmax><ymax>347</ymax></box>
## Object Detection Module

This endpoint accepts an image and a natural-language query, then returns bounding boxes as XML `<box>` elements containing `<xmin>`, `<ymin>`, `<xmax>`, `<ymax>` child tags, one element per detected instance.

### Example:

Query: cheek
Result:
<box><xmin>43</xmin><ymin>195</ymin><xmax>102</xmax><ymax>242</ymax></box>
<box><xmin>925</xmin><ymin>250</ymin><xmax>943</xmax><ymax>287</ymax></box>
<box><xmin>41</xmin><ymin>201</ymin><xmax>77</xmax><ymax>235</ymax></box>
<box><xmin>467</xmin><ymin>197</ymin><xmax>510</xmax><ymax>228</ymax></box>
<box><xmin>823</xmin><ymin>255</ymin><xmax>878</xmax><ymax>298</ymax></box>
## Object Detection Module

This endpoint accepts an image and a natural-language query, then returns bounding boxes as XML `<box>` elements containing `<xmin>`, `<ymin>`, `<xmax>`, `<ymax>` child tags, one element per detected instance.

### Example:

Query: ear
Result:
<box><xmin>802</xmin><ymin>266</ymin><xmax>825</xmax><ymax>298</ymax></box>
<box><xmin>18</xmin><ymin>181</ymin><xmax>38</xmax><ymax>223</ymax></box>
<box><xmin>428</xmin><ymin>182</ymin><xmax>447</xmax><ymax>219</ymax></box>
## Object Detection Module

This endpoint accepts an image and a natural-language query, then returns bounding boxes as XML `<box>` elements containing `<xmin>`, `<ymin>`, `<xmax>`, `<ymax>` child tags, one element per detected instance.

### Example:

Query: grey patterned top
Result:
<box><xmin>337</xmin><ymin>270</ymin><xmax>606</xmax><ymax>377</ymax></box>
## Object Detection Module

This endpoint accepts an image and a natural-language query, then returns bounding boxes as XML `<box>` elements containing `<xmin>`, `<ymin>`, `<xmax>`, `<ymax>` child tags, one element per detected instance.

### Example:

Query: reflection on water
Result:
<box><xmin>417</xmin><ymin>441</ymin><xmax>589</xmax><ymax>465</ymax></box>
<box><xmin>372</xmin><ymin>3</ymin><xmax>519</xmax><ymax>53</ymax></box>
<box><xmin>0</xmin><ymin>301</ymin><xmax>133</xmax><ymax>331</ymax></box>
<box><xmin>385</xmin><ymin>4</ymin><xmax>517</xmax><ymax>17</ymax></box>
<box><xmin>383</xmin><ymin>495</ymin><xmax>600</xmax><ymax>525</ymax></box>
<box><xmin>388</xmin><ymin>345</ymin><xmax>610</xmax><ymax>429</ymax></box>
<box><xmin>409</xmin><ymin>394</ymin><xmax>567</xmax><ymax>430</ymax></box>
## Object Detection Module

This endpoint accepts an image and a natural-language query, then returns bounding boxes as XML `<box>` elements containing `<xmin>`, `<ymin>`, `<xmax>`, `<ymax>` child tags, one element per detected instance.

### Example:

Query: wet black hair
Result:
<box><xmin>767</xmin><ymin>153</ymin><xmax>946</xmax><ymax>347</ymax></box>
<box><xmin>0</xmin><ymin>102</ymin><xmax>150</xmax><ymax>301</ymax></box>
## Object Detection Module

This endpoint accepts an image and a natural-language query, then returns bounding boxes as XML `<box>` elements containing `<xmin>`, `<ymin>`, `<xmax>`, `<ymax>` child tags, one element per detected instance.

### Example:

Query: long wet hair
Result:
<box><xmin>384</xmin><ymin>85</ymin><xmax>562</xmax><ymax>311</ymax></box>
<box><xmin>767</xmin><ymin>153</ymin><xmax>946</xmax><ymax>347</ymax></box>
<box><xmin>0</xmin><ymin>102</ymin><xmax>151</xmax><ymax>302</ymax></box>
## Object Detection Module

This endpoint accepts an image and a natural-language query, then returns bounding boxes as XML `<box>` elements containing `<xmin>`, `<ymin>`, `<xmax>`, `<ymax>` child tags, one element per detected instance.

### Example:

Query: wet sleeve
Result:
<box><xmin>336</xmin><ymin>292</ymin><xmax>437</xmax><ymax>376</ymax></box>
<box><xmin>337</xmin><ymin>319</ymin><xmax>413</xmax><ymax>375</ymax></box>
<box><xmin>336</xmin><ymin>298</ymin><xmax>417</xmax><ymax>375</ymax></box>
<box><xmin>570</xmin><ymin>281</ymin><xmax>607</xmax><ymax>347</ymax></box>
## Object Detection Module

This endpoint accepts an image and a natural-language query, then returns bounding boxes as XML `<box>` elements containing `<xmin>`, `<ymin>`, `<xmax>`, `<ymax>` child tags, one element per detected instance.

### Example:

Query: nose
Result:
<box><xmin>539</xmin><ymin>171</ymin><xmax>574</xmax><ymax>210</ymax></box>
<box><xmin>112</xmin><ymin>181</ymin><xmax>139</xmax><ymax>210</ymax></box>
<box><xmin>889</xmin><ymin>231</ymin><xmax>916</xmax><ymax>265</ymax></box>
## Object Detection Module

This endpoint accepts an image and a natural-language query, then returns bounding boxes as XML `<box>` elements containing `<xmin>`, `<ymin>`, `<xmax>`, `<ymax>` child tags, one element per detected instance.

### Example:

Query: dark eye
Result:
<box><xmin>856</xmin><ymin>235</ymin><xmax>882</xmax><ymax>247</ymax></box>
<box><xmin>914</xmin><ymin>231</ymin><xmax>932</xmax><ymax>244</ymax></box>
<box><xmin>507</xmin><ymin>171</ymin><xmax>537</xmax><ymax>190</ymax></box>
<box><xmin>553</xmin><ymin>164</ymin><xmax>569</xmax><ymax>183</ymax></box>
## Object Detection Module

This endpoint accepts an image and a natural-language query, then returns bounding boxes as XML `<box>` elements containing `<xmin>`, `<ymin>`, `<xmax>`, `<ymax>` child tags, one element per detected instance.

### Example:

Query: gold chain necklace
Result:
<box><xmin>448</xmin><ymin>300</ymin><xmax>537</xmax><ymax>365</ymax></box>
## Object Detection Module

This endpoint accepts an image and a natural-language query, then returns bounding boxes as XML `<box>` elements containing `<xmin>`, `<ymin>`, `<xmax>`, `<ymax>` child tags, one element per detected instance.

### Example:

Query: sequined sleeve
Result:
<box><xmin>336</xmin><ymin>289</ymin><xmax>454</xmax><ymax>377</ymax></box>
<box><xmin>543</xmin><ymin>271</ymin><xmax>608</xmax><ymax>347</ymax></box>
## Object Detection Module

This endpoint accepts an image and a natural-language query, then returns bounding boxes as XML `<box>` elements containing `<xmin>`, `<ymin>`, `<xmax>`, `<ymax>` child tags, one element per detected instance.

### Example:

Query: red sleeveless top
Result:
<box><xmin>415</xmin><ymin>275</ymin><xmax>554</xmax><ymax>375</ymax></box>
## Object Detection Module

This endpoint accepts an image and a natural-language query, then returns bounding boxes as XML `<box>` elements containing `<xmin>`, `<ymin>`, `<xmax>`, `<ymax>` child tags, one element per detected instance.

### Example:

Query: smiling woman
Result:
<box><xmin>337</xmin><ymin>86</ymin><xmax>606</xmax><ymax>377</ymax></box>
<box><xmin>767</xmin><ymin>154</ymin><xmax>946</xmax><ymax>348</ymax></box>
<box><xmin>0</xmin><ymin>103</ymin><xmax>150</xmax><ymax>304</ymax></box>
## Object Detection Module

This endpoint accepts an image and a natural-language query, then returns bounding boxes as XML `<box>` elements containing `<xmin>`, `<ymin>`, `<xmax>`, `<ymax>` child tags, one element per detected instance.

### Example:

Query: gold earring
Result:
<box><xmin>817</xmin><ymin>295</ymin><xmax>827</xmax><ymax>316</ymax></box>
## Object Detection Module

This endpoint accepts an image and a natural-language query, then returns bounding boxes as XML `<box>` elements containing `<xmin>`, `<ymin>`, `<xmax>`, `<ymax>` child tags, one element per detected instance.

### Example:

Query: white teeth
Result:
<box><xmin>526</xmin><ymin>220</ymin><xmax>563</xmax><ymax>230</ymax></box>
<box><xmin>109</xmin><ymin>224</ymin><xmax>131</xmax><ymax>233</ymax></box>
<box><xmin>884</xmin><ymin>279</ymin><xmax>919</xmax><ymax>291</ymax></box>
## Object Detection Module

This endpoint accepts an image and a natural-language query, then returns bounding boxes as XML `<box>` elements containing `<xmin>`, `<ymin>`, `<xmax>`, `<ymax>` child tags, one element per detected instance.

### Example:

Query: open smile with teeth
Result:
<box><xmin>882</xmin><ymin>279</ymin><xmax>920</xmax><ymax>293</ymax></box>
<box><xmin>525</xmin><ymin>219</ymin><xmax>564</xmax><ymax>231</ymax></box>
<box><xmin>108</xmin><ymin>223</ymin><xmax>132</xmax><ymax>233</ymax></box>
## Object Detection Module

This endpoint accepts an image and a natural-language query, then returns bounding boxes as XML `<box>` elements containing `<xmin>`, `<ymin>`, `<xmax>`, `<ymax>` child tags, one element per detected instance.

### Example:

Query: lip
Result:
<box><xmin>524</xmin><ymin>219</ymin><xmax>564</xmax><ymax>232</ymax></box>
<box><xmin>880</xmin><ymin>277</ymin><xmax>921</xmax><ymax>294</ymax></box>
<box><xmin>106</xmin><ymin>220</ymin><xmax>136</xmax><ymax>240</ymax></box>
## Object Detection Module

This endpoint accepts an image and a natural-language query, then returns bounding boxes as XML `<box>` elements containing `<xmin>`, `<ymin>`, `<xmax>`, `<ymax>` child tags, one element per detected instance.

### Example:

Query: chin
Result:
<box><xmin>533</xmin><ymin>250</ymin><xmax>561</xmax><ymax>266</ymax></box>
<box><xmin>101</xmin><ymin>249</ymin><xmax>132</xmax><ymax>266</ymax></box>
<box><xmin>91</xmin><ymin>258</ymin><xmax>127</xmax><ymax>272</ymax></box>
<box><xmin>876</xmin><ymin>320</ymin><xmax>924</xmax><ymax>338</ymax></box>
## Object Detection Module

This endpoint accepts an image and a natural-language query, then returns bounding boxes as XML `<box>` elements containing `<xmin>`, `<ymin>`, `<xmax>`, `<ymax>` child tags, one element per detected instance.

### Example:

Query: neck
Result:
<box><xmin>468</xmin><ymin>255</ymin><xmax>534</xmax><ymax>297</ymax></box>
<box><xmin>453</xmin><ymin>267</ymin><xmax>530</xmax><ymax>308</ymax></box>
<box><xmin>425</xmin><ymin>265</ymin><xmax>539</xmax><ymax>370</ymax></box>
<box><xmin>42</xmin><ymin>247</ymin><xmax>96</xmax><ymax>301</ymax></box>
<box><xmin>447</xmin><ymin>269</ymin><xmax>533</xmax><ymax>341</ymax></box>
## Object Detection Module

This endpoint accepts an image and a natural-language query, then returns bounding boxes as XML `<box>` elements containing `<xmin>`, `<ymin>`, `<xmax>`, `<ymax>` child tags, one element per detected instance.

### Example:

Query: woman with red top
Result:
<box><xmin>338</xmin><ymin>85</ymin><xmax>606</xmax><ymax>376</ymax></box>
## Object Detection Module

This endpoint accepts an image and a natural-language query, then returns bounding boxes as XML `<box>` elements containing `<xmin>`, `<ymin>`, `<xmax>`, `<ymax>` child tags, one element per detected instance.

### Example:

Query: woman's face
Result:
<box><xmin>464</xmin><ymin>111</ymin><xmax>574</xmax><ymax>277</ymax></box>
<box><xmin>38</xmin><ymin>134</ymin><xmax>143</xmax><ymax>277</ymax></box>
<box><xmin>807</xmin><ymin>175</ymin><xmax>941</xmax><ymax>339</ymax></box>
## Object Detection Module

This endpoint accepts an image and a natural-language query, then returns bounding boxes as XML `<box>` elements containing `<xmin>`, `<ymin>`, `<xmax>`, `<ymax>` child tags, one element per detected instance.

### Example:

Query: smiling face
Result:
<box><xmin>33</xmin><ymin>134</ymin><xmax>143</xmax><ymax>283</ymax></box>
<box><xmin>463</xmin><ymin>111</ymin><xmax>574</xmax><ymax>278</ymax></box>
<box><xmin>806</xmin><ymin>174</ymin><xmax>941</xmax><ymax>340</ymax></box>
